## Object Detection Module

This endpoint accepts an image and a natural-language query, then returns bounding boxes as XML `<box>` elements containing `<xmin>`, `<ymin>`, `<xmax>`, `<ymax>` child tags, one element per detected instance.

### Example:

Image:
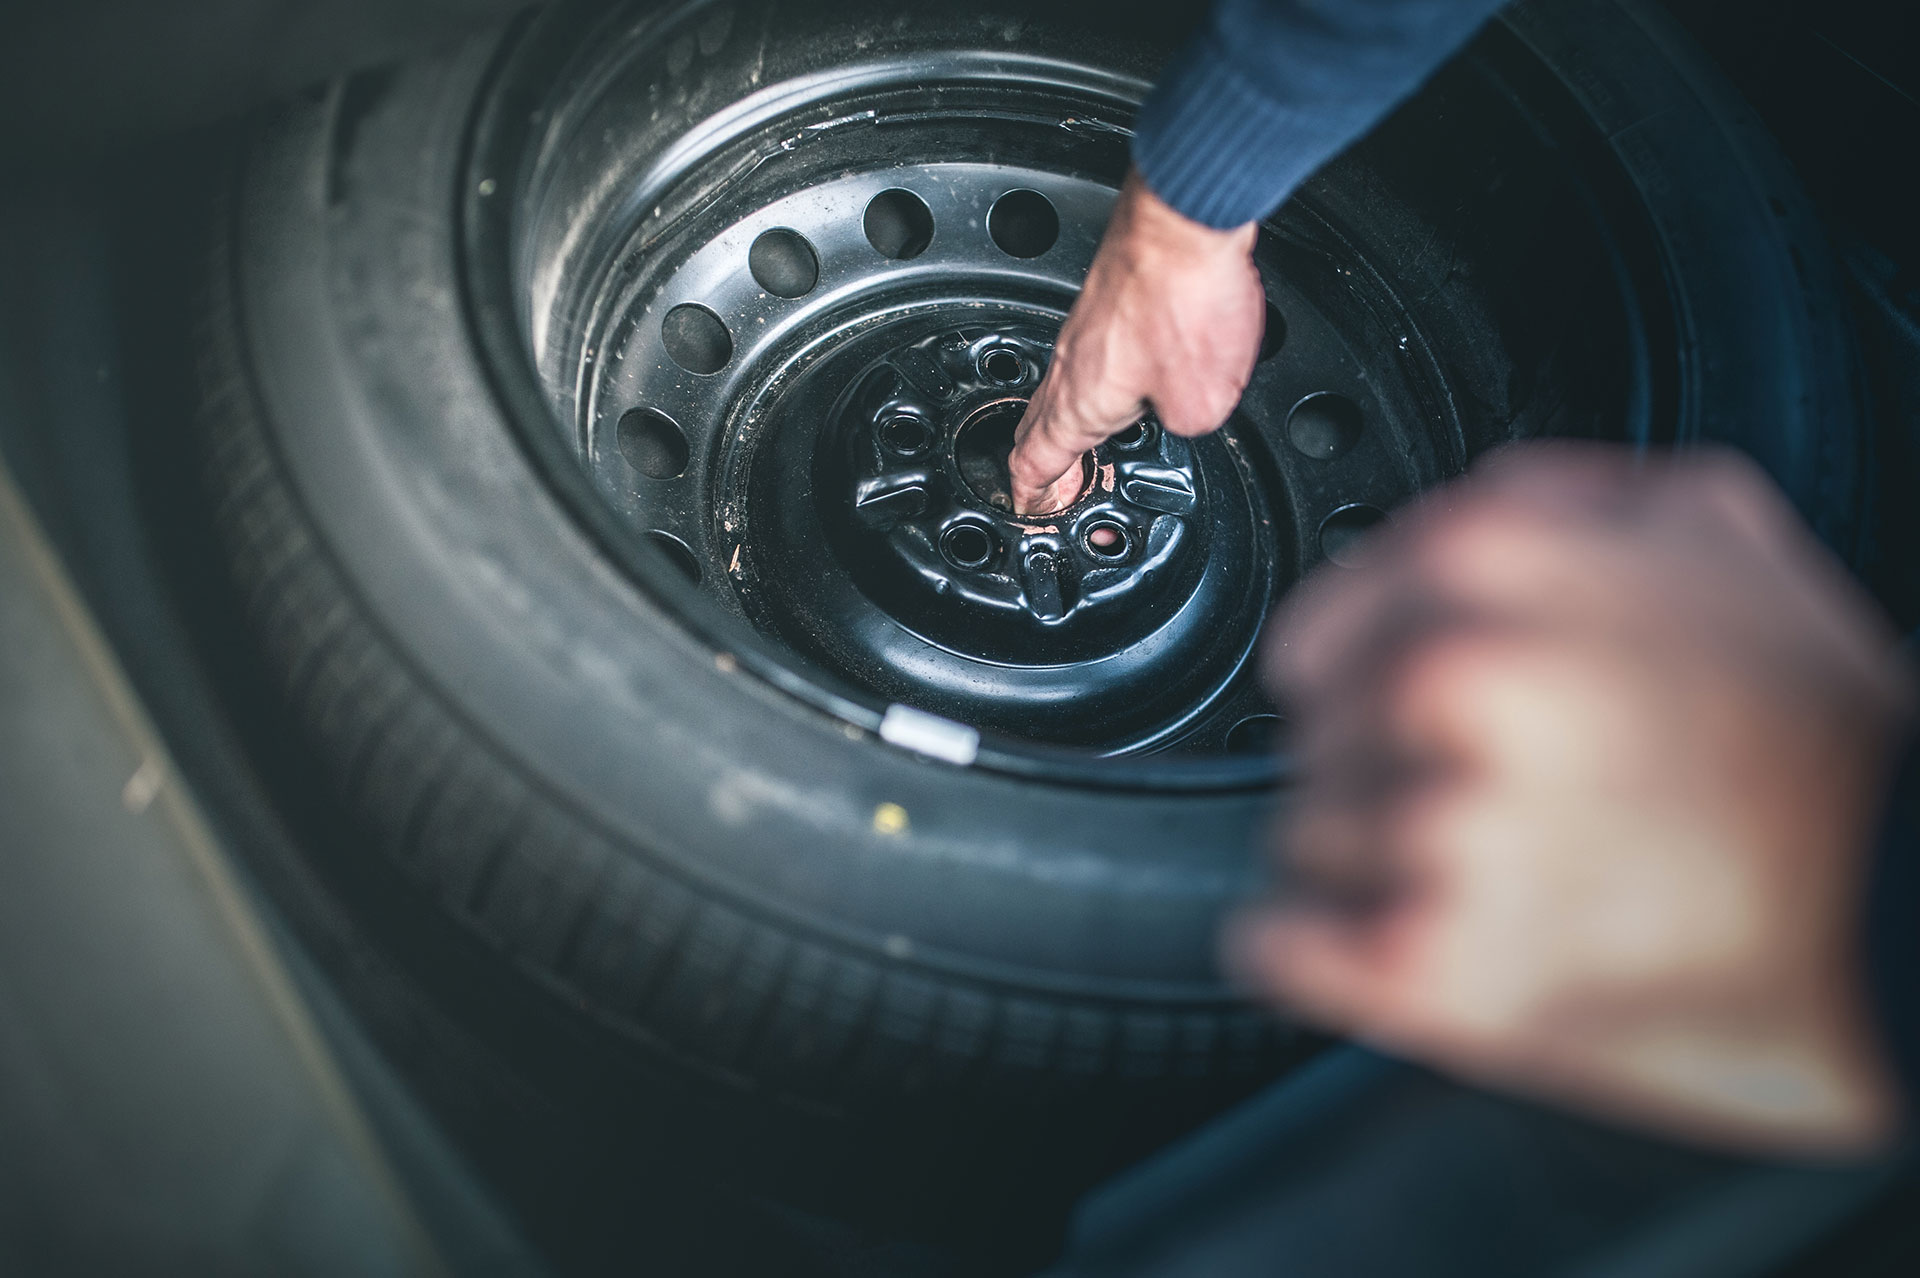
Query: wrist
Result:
<box><xmin>1114</xmin><ymin>169</ymin><xmax>1257</xmax><ymax>263</ymax></box>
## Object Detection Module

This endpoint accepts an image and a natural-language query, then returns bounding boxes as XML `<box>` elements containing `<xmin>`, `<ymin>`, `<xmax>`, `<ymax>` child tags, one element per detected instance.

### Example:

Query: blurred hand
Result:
<box><xmin>1008</xmin><ymin>170</ymin><xmax>1263</xmax><ymax>514</ymax></box>
<box><xmin>1235</xmin><ymin>445</ymin><xmax>1915</xmax><ymax>1154</ymax></box>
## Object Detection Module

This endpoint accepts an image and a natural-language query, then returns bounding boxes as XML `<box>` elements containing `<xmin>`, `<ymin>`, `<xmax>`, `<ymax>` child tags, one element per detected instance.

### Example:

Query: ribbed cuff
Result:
<box><xmin>1131</xmin><ymin>35</ymin><xmax>1355</xmax><ymax>230</ymax></box>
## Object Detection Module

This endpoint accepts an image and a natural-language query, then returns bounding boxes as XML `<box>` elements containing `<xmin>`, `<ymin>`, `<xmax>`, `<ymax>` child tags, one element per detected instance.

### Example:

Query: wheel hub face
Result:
<box><xmin>830</xmin><ymin>328</ymin><xmax>1206</xmax><ymax>641</ymax></box>
<box><xmin>564</xmin><ymin>142</ymin><xmax>1424</xmax><ymax>754</ymax></box>
<box><xmin>738</xmin><ymin>310</ymin><xmax>1272</xmax><ymax>748</ymax></box>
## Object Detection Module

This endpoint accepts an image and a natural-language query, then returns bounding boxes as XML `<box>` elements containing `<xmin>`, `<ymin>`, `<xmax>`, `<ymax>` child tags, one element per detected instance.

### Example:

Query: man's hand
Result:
<box><xmin>1236</xmin><ymin>445</ymin><xmax>1915</xmax><ymax>1154</ymax></box>
<box><xmin>1008</xmin><ymin>171</ymin><xmax>1264</xmax><ymax>514</ymax></box>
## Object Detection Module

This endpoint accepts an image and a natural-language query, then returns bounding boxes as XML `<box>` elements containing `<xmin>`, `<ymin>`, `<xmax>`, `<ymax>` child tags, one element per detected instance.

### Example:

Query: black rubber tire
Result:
<box><xmin>196</xmin><ymin>0</ymin><xmax>1864</xmax><ymax>1127</ymax></box>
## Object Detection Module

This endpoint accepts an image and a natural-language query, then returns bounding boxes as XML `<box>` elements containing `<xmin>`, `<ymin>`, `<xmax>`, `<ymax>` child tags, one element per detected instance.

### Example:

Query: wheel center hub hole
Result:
<box><xmin>953</xmin><ymin>399</ymin><xmax>1087</xmax><ymax>512</ymax></box>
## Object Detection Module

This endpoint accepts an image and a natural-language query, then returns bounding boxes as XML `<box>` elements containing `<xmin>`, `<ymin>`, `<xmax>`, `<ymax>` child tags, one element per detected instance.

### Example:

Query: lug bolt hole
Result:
<box><xmin>980</xmin><ymin>347</ymin><xmax>1024</xmax><ymax>385</ymax></box>
<box><xmin>1084</xmin><ymin>520</ymin><xmax>1129</xmax><ymax>560</ymax></box>
<box><xmin>879</xmin><ymin>413</ymin><xmax>934</xmax><ymax>457</ymax></box>
<box><xmin>1319</xmin><ymin>503</ymin><xmax>1386</xmax><ymax>567</ymax></box>
<box><xmin>941</xmin><ymin>524</ymin><xmax>997</xmax><ymax>570</ymax></box>
<box><xmin>1111</xmin><ymin>420</ymin><xmax>1154</xmax><ymax>451</ymax></box>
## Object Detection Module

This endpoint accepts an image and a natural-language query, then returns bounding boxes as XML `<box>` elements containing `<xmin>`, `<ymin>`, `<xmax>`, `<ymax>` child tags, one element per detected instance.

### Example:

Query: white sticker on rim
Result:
<box><xmin>878</xmin><ymin>704</ymin><xmax>981</xmax><ymax>766</ymax></box>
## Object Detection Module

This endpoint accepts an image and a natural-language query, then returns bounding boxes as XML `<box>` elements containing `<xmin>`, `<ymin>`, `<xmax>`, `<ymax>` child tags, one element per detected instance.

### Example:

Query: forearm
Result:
<box><xmin>1133</xmin><ymin>0</ymin><xmax>1509</xmax><ymax>228</ymax></box>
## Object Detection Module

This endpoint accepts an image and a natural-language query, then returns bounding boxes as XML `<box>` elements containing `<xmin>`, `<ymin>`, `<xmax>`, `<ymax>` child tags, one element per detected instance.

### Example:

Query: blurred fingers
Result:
<box><xmin>1277</xmin><ymin>799</ymin><xmax>1402</xmax><ymax>912</ymax></box>
<box><xmin>1465</xmin><ymin>440</ymin><xmax>1648</xmax><ymax>519</ymax></box>
<box><xmin>1374</xmin><ymin>626</ymin><xmax>1565</xmax><ymax>775</ymax></box>
<box><xmin>1224</xmin><ymin>905</ymin><xmax>1394</xmax><ymax>1033</ymax></box>
<box><xmin>1268</xmin><ymin>474</ymin><xmax>1631</xmax><ymax>704</ymax></box>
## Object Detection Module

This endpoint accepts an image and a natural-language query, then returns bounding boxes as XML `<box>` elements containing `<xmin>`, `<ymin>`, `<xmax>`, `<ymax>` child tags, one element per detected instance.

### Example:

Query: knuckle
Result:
<box><xmin>1205</xmin><ymin>388</ymin><xmax>1242</xmax><ymax>425</ymax></box>
<box><xmin>1150</xmin><ymin>395</ymin><xmax>1200</xmax><ymax>436</ymax></box>
<box><xmin>1677</xmin><ymin>449</ymin><xmax>1783</xmax><ymax>524</ymax></box>
<box><xmin>1656</xmin><ymin>452</ymin><xmax>1811</xmax><ymax>563</ymax></box>
<box><xmin>1160</xmin><ymin>395</ymin><xmax>1229</xmax><ymax>437</ymax></box>
<box><xmin>1684</xmin><ymin>446</ymin><xmax>1768</xmax><ymax>494</ymax></box>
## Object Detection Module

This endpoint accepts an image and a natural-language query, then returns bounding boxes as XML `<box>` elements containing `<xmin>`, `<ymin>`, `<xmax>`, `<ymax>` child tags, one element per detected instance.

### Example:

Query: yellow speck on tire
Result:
<box><xmin>872</xmin><ymin>802</ymin><xmax>909</xmax><ymax>836</ymax></box>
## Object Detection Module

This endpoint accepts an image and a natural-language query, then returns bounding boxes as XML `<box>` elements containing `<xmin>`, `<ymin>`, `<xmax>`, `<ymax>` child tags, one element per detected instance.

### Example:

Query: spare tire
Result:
<box><xmin>197</xmin><ymin>0</ymin><xmax>1865</xmax><ymax>1142</ymax></box>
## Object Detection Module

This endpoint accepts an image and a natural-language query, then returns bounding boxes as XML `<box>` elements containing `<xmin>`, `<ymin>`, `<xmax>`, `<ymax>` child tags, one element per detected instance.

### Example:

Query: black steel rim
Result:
<box><xmin>458</xmin><ymin>0</ymin><xmax>1662</xmax><ymax>788</ymax></box>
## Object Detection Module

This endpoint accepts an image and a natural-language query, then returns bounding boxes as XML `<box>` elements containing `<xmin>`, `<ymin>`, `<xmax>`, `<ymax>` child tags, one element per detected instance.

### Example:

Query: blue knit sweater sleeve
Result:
<box><xmin>1132</xmin><ymin>0</ymin><xmax>1510</xmax><ymax>228</ymax></box>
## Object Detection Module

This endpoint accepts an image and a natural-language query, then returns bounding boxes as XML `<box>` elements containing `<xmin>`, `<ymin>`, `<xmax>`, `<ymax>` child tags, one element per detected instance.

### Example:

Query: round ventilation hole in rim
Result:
<box><xmin>1287</xmin><ymin>392</ymin><xmax>1363</xmax><ymax>461</ymax></box>
<box><xmin>987</xmin><ymin>189</ymin><xmax>1060</xmax><ymax>258</ymax></box>
<box><xmin>616</xmin><ymin>408</ymin><xmax>690</xmax><ymax>480</ymax></box>
<box><xmin>748</xmin><ymin>228</ymin><xmax>820</xmax><ymax>298</ymax></box>
<box><xmin>660</xmin><ymin>304</ymin><xmax>733</xmax><ymax>375</ymax></box>
<box><xmin>864</xmin><ymin>188</ymin><xmax>935</xmax><ymax>261</ymax></box>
